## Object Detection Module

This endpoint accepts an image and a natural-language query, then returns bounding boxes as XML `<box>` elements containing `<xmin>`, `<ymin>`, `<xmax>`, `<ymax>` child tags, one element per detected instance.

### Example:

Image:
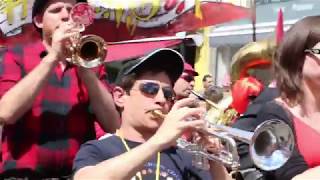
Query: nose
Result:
<box><xmin>154</xmin><ymin>88</ymin><xmax>167</xmax><ymax>105</ymax></box>
<box><xmin>189</xmin><ymin>81</ymin><xmax>195</xmax><ymax>89</ymax></box>
<box><xmin>60</xmin><ymin>7</ymin><xmax>71</xmax><ymax>22</ymax></box>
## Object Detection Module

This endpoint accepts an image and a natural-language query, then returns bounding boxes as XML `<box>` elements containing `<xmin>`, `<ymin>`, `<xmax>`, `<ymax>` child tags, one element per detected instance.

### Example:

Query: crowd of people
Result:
<box><xmin>0</xmin><ymin>0</ymin><xmax>319</xmax><ymax>179</ymax></box>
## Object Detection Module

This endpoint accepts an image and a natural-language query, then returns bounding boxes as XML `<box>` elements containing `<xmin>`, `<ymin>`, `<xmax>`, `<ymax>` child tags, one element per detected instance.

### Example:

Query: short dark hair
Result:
<box><xmin>274</xmin><ymin>16</ymin><xmax>320</xmax><ymax>105</ymax></box>
<box><xmin>204</xmin><ymin>85</ymin><xmax>223</xmax><ymax>103</ymax></box>
<box><xmin>32</xmin><ymin>0</ymin><xmax>87</xmax><ymax>33</ymax></box>
<box><xmin>202</xmin><ymin>74</ymin><xmax>212</xmax><ymax>82</ymax></box>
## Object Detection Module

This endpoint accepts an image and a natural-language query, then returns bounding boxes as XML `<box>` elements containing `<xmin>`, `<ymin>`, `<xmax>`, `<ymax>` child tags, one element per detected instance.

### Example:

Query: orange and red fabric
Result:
<box><xmin>231</xmin><ymin>77</ymin><xmax>264</xmax><ymax>114</ymax></box>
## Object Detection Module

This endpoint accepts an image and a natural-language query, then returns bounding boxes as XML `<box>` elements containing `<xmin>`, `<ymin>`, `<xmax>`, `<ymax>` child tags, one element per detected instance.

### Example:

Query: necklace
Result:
<box><xmin>116</xmin><ymin>131</ymin><xmax>161</xmax><ymax>180</ymax></box>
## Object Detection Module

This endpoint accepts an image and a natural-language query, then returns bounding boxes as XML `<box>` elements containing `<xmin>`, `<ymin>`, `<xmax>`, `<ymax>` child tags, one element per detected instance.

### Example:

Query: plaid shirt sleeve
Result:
<box><xmin>0</xmin><ymin>47</ymin><xmax>24</xmax><ymax>98</ymax></box>
<box><xmin>97</xmin><ymin>65</ymin><xmax>113</xmax><ymax>92</ymax></box>
<box><xmin>92</xmin><ymin>65</ymin><xmax>116</xmax><ymax>138</ymax></box>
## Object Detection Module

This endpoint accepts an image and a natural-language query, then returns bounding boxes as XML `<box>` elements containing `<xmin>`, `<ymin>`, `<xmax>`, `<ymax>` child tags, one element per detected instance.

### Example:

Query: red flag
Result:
<box><xmin>276</xmin><ymin>8</ymin><xmax>284</xmax><ymax>45</ymax></box>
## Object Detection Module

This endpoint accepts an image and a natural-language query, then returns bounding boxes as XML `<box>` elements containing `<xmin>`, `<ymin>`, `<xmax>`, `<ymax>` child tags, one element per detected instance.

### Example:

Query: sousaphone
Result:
<box><xmin>231</xmin><ymin>39</ymin><xmax>277</xmax><ymax>85</ymax></box>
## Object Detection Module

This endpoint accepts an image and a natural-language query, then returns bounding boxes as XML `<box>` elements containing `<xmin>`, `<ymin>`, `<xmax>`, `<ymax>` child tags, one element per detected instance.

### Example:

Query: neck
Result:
<box><xmin>42</xmin><ymin>39</ymin><xmax>51</xmax><ymax>51</ymax></box>
<box><xmin>117</xmin><ymin>123</ymin><xmax>154</xmax><ymax>143</ymax></box>
<box><xmin>299</xmin><ymin>81</ymin><xmax>320</xmax><ymax>117</ymax></box>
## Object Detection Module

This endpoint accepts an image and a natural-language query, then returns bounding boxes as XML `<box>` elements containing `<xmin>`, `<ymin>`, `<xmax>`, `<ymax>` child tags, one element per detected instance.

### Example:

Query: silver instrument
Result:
<box><xmin>151</xmin><ymin>105</ymin><xmax>294</xmax><ymax>171</ymax></box>
<box><xmin>178</xmin><ymin>119</ymin><xmax>294</xmax><ymax>171</ymax></box>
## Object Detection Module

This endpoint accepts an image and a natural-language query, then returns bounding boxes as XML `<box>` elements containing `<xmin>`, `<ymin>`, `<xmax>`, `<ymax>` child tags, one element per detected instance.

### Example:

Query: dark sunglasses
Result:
<box><xmin>181</xmin><ymin>74</ymin><xmax>194</xmax><ymax>82</ymax></box>
<box><xmin>305</xmin><ymin>49</ymin><xmax>320</xmax><ymax>54</ymax></box>
<box><xmin>138</xmin><ymin>82</ymin><xmax>175</xmax><ymax>101</ymax></box>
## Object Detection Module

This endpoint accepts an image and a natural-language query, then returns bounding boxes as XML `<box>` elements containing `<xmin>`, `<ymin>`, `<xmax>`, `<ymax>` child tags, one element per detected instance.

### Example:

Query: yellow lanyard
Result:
<box><xmin>116</xmin><ymin>131</ymin><xmax>161</xmax><ymax>180</ymax></box>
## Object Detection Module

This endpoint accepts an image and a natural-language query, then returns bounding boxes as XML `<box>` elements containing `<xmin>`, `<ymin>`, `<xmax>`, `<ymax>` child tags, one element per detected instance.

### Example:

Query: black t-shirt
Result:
<box><xmin>73</xmin><ymin>135</ymin><xmax>212</xmax><ymax>180</ymax></box>
<box><xmin>232</xmin><ymin>101</ymin><xmax>308</xmax><ymax>180</ymax></box>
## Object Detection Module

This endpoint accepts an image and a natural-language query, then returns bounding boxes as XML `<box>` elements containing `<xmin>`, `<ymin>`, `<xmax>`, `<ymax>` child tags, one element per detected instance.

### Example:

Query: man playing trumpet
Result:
<box><xmin>0</xmin><ymin>0</ymin><xmax>119</xmax><ymax>178</ymax></box>
<box><xmin>73</xmin><ymin>48</ymin><xmax>232</xmax><ymax>180</ymax></box>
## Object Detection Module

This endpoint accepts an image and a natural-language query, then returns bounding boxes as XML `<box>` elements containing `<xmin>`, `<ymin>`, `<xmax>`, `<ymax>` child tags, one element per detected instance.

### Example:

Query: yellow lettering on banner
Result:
<box><xmin>103</xmin><ymin>10</ymin><xmax>110</xmax><ymax>18</ymax></box>
<box><xmin>5</xmin><ymin>0</ymin><xmax>28</xmax><ymax>25</ymax></box>
<box><xmin>126</xmin><ymin>14</ymin><xmax>132</xmax><ymax>30</ymax></box>
<box><xmin>0</xmin><ymin>1</ymin><xmax>6</xmax><ymax>13</ymax></box>
<box><xmin>95</xmin><ymin>7</ymin><xmax>101</xmax><ymax>14</ymax></box>
<box><xmin>132</xmin><ymin>0</ymin><xmax>160</xmax><ymax>21</ymax></box>
<box><xmin>115</xmin><ymin>8</ymin><xmax>124</xmax><ymax>27</ymax></box>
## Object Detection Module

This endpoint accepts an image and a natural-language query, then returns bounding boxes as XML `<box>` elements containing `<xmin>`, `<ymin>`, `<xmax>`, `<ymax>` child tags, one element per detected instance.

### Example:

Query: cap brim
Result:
<box><xmin>186</xmin><ymin>70</ymin><xmax>199</xmax><ymax>76</ymax></box>
<box><xmin>124</xmin><ymin>48</ymin><xmax>184</xmax><ymax>83</ymax></box>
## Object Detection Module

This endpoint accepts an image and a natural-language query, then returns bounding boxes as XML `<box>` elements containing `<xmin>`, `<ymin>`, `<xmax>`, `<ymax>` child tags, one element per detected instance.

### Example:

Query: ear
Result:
<box><xmin>113</xmin><ymin>86</ymin><xmax>127</xmax><ymax>108</ymax></box>
<box><xmin>33</xmin><ymin>15</ymin><xmax>43</xmax><ymax>29</ymax></box>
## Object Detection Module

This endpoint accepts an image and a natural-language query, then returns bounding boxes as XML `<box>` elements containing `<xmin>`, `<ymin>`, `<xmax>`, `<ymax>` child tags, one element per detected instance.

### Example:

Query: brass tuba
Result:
<box><xmin>230</xmin><ymin>39</ymin><xmax>277</xmax><ymax>85</ymax></box>
<box><xmin>191</xmin><ymin>90</ymin><xmax>237</xmax><ymax>126</ymax></box>
<box><xmin>66</xmin><ymin>3</ymin><xmax>107</xmax><ymax>68</ymax></box>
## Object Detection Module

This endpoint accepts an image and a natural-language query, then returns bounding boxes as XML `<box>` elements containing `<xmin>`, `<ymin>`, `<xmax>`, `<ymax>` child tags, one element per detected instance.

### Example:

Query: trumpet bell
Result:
<box><xmin>250</xmin><ymin>120</ymin><xmax>294</xmax><ymax>171</ymax></box>
<box><xmin>76</xmin><ymin>35</ymin><xmax>107</xmax><ymax>68</ymax></box>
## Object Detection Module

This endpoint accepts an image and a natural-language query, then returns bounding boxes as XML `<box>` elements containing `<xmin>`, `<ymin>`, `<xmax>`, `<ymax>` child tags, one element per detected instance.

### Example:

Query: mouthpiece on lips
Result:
<box><xmin>150</xmin><ymin>110</ymin><xmax>166</xmax><ymax>119</ymax></box>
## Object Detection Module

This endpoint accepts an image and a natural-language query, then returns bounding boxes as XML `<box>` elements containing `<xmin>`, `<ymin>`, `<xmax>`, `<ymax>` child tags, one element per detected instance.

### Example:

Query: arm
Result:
<box><xmin>77</xmin><ymin>67</ymin><xmax>120</xmax><ymax>133</ymax></box>
<box><xmin>74</xmin><ymin>98</ymin><xmax>206</xmax><ymax>179</ymax></box>
<box><xmin>292</xmin><ymin>166</ymin><xmax>320</xmax><ymax>180</ymax></box>
<box><xmin>209</xmin><ymin>161</ymin><xmax>232</xmax><ymax>180</ymax></box>
<box><xmin>0</xmin><ymin>53</ymin><xmax>58</xmax><ymax>124</ymax></box>
<box><xmin>0</xmin><ymin>21</ymin><xmax>80</xmax><ymax>125</ymax></box>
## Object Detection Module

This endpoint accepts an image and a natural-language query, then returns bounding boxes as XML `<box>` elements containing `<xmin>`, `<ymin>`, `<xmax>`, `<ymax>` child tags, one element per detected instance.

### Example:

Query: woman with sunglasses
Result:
<box><xmin>237</xmin><ymin>16</ymin><xmax>320</xmax><ymax>180</ymax></box>
<box><xmin>73</xmin><ymin>49</ymin><xmax>231</xmax><ymax>180</ymax></box>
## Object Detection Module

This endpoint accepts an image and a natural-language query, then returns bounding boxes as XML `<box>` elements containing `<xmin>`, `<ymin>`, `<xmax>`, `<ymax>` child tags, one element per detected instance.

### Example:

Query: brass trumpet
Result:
<box><xmin>66</xmin><ymin>3</ymin><xmax>107</xmax><ymax>68</ymax></box>
<box><xmin>151</xmin><ymin>110</ymin><xmax>294</xmax><ymax>171</ymax></box>
<box><xmin>67</xmin><ymin>34</ymin><xmax>107</xmax><ymax>68</ymax></box>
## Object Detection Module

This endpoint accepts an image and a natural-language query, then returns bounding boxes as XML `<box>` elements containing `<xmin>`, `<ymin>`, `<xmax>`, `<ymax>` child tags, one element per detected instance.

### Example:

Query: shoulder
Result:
<box><xmin>73</xmin><ymin>135</ymin><xmax>124</xmax><ymax>172</ymax></box>
<box><xmin>257</xmin><ymin>100</ymin><xmax>291</xmax><ymax>121</ymax></box>
<box><xmin>80</xmin><ymin>134</ymin><xmax>123</xmax><ymax>155</ymax></box>
<box><xmin>233</xmin><ymin>100</ymin><xmax>292</xmax><ymax>131</ymax></box>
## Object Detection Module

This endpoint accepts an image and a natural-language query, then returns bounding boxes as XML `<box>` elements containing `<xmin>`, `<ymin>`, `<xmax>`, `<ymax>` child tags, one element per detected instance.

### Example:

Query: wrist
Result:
<box><xmin>42</xmin><ymin>52</ymin><xmax>59</xmax><ymax>67</ymax></box>
<box><xmin>147</xmin><ymin>135</ymin><xmax>169</xmax><ymax>151</ymax></box>
<box><xmin>77</xmin><ymin>67</ymin><xmax>95</xmax><ymax>80</ymax></box>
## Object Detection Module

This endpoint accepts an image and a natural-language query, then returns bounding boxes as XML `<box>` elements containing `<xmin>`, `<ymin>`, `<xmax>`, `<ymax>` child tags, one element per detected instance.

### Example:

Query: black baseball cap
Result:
<box><xmin>116</xmin><ymin>48</ymin><xmax>184</xmax><ymax>85</ymax></box>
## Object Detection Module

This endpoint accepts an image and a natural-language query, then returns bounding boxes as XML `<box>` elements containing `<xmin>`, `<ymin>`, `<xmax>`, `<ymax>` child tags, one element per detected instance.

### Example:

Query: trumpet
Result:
<box><xmin>151</xmin><ymin>110</ymin><xmax>294</xmax><ymax>171</ymax></box>
<box><xmin>67</xmin><ymin>34</ymin><xmax>107</xmax><ymax>68</ymax></box>
<box><xmin>66</xmin><ymin>3</ymin><xmax>107</xmax><ymax>68</ymax></box>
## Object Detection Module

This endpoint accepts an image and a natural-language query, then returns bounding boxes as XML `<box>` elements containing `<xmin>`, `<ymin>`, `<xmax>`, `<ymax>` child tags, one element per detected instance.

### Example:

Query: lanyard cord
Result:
<box><xmin>116</xmin><ymin>131</ymin><xmax>160</xmax><ymax>180</ymax></box>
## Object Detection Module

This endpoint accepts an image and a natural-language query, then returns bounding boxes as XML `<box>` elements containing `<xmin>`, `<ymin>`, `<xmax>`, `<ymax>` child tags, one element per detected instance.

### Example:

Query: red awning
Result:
<box><xmin>106</xmin><ymin>40</ymin><xmax>182</xmax><ymax>62</ymax></box>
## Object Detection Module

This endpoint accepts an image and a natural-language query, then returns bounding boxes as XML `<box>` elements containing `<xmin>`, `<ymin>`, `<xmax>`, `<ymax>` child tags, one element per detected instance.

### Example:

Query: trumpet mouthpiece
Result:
<box><xmin>151</xmin><ymin>110</ymin><xmax>166</xmax><ymax>119</ymax></box>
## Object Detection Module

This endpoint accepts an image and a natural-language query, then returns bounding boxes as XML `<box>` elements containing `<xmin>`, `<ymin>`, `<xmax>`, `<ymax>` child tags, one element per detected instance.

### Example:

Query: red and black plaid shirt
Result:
<box><xmin>0</xmin><ymin>41</ymin><xmax>108</xmax><ymax>177</ymax></box>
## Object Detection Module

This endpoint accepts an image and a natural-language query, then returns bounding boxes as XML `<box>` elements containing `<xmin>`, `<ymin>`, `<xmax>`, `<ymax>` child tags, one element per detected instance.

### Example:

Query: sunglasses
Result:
<box><xmin>137</xmin><ymin>82</ymin><xmax>175</xmax><ymax>101</ymax></box>
<box><xmin>305</xmin><ymin>49</ymin><xmax>320</xmax><ymax>54</ymax></box>
<box><xmin>180</xmin><ymin>74</ymin><xmax>194</xmax><ymax>82</ymax></box>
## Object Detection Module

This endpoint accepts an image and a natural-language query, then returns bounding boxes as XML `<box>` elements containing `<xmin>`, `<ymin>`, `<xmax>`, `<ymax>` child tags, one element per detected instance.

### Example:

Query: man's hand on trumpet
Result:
<box><xmin>46</xmin><ymin>21</ymin><xmax>82</xmax><ymax>62</ymax></box>
<box><xmin>150</xmin><ymin>98</ymin><xmax>206</xmax><ymax>149</ymax></box>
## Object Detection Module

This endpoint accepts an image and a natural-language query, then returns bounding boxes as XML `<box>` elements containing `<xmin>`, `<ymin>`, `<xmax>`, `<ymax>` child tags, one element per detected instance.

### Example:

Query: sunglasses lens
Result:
<box><xmin>306</xmin><ymin>49</ymin><xmax>320</xmax><ymax>54</ymax></box>
<box><xmin>140</xmin><ymin>82</ymin><xmax>160</xmax><ymax>95</ymax></box>
<box><xmin>139</xmin><ymin>82</ymin><xmax>174</xmax><ymax>101</ymax></box>
<box><xmin>182</xmin><ymin>75</ymin><xmax>194</xmax><ymax>82</ymax></box>
<box><xmin>162</xmin><ymin>87</ymin><xmax>175</xmax><ymax>101</ymax></box>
